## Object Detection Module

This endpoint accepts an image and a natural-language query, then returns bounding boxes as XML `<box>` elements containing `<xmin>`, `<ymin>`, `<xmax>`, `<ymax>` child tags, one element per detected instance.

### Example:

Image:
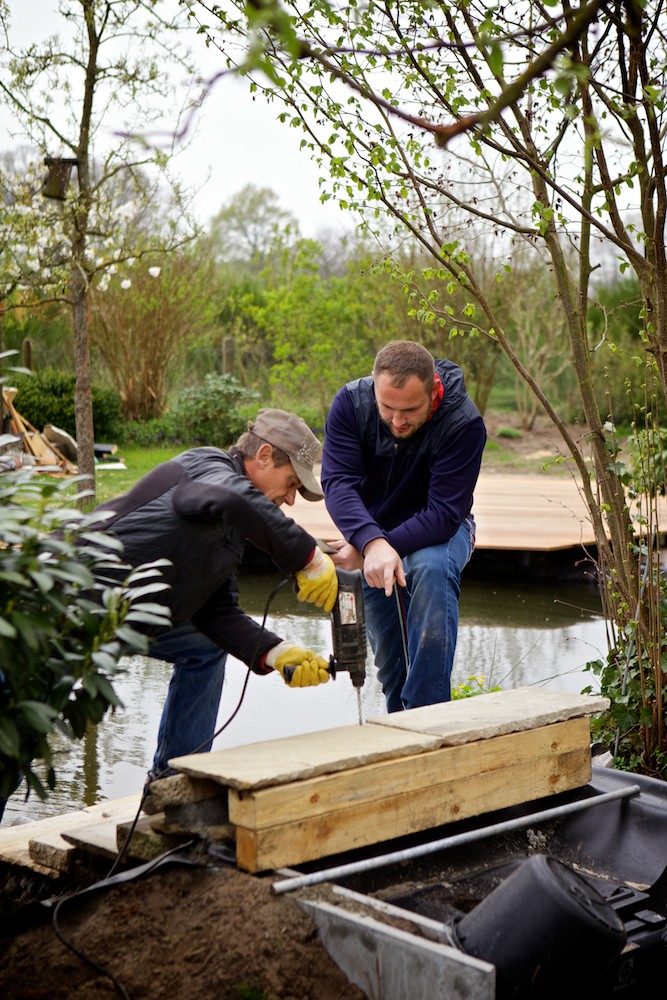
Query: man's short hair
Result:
<box><xmin>372</xmin><ymin>340</ymin><xmax>435</xmax><ymax>389</ymax></box>
<box><xmin>235</xmin><ymin>430</ymin><xmax>291</xmax><ymax>467</ymax></box>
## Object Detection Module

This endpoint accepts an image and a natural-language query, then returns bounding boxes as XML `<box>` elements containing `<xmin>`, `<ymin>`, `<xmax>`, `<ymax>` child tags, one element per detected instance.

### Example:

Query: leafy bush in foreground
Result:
<box><xmin>0</xmin><ymin>474</ymin><xmax>171</xmax><ymax>802</ymax></box>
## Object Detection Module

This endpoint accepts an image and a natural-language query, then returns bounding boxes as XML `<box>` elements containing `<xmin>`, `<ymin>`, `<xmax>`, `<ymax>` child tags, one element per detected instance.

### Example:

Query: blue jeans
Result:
<box><xmin>149</xmin><ymin>622</ymin><xmax>227</xmax><ymax>775</ymax></box>
<box><xmin>364</xmin><ymin>517</ymin><xmax>475</xmax><ymax>713</ymax></box>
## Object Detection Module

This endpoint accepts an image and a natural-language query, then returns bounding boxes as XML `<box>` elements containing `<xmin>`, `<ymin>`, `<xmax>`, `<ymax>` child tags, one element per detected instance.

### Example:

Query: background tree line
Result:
<box><xmin>2</xmin><ymin>176</ymin><xmax>644</xmax><ymax>440</ymax></box>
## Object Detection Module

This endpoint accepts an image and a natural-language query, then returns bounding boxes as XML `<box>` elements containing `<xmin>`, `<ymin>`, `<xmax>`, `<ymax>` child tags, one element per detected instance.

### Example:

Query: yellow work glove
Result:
<box><xmin>265</xmin><ymin>641</ymin><xmax>331</xmax><ymax>688</ymax></box>
<box><xmin>295</xmin><ymin>546</ymin><xmax>338</xmax><ymax>613</ymax></box>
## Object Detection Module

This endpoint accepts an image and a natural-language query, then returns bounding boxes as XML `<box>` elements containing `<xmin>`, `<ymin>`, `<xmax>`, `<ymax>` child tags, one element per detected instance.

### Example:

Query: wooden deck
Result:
<box><xmin>292</xmin><ymin>472</ymin><xmax>667</xmax><ymax>552</ymax></box>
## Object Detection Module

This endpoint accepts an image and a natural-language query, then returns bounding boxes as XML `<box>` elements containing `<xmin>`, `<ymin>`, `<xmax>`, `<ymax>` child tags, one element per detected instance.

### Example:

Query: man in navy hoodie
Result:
<box><xmin>321</xmin><ymin>341</ymin><xmax>486</xmax><ymax>712</ymax></box>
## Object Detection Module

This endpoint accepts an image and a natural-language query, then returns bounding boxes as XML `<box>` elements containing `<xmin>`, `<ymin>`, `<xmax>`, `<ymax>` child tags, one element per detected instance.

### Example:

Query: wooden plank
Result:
<box><xmin>229</xmin><ymin>718</ymin><xmax>590</xmax><ymax>830</ymax></box>
<box><xmin>367</xmin><ymin>688</ymin><xmax>609</xmax><ymax>745</ymax></box>
<box><xmin>235</xmin><ymin>743</ymin><xmax>593</xmax><ymax>873</ymax></box>
<box><xmin>24</xmin><ymin>430</ymin><xmax>61</xmax><ymax>464</ymax></box>
<box><xmin>170</xmin><ymin>724</ymin><xmax>442</xmax><ymax>791</ymax></box>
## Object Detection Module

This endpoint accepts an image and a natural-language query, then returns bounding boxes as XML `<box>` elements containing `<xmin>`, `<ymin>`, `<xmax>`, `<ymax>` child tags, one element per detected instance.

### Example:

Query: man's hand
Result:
<box><xmin>328</xmin><ymin>538</ymin><xmax>364</xmax><ymax>571</ymax></box>
<box><xmin>362</xmin><ymin>538</ymin><xmax>406</xmax><ymax>596</ymax></box>
<box><xmin>295</xmin><ymin>546</ymin><xmax>338</xmax><ymax>612</ymax></box>
<box><xmin>265</xmin><ymin>641</ymin><xmax>331</xmax><ymax>687</ymax></box>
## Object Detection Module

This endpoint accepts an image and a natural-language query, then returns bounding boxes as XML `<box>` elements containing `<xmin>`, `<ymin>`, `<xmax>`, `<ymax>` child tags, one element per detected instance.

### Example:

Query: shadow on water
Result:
<box><xmin>3</xmin><ymin>568</ymin><xmax>608</xmax><ymax>827</ymax></box>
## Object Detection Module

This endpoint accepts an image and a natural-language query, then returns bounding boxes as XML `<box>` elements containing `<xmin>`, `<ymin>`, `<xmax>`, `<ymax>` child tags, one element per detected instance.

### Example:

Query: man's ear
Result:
<box><xmin>256</xmin><ymin>442</ymin><xmax>274</xmax><ymax>467</ymax></box>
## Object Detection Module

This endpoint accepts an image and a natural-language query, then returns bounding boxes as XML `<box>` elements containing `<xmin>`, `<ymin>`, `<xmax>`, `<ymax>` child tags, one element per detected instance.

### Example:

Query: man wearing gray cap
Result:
<box><xmin>89</xmin><ymin>408</ymin><xmax>338</xmax><ymax>793</ymax></box>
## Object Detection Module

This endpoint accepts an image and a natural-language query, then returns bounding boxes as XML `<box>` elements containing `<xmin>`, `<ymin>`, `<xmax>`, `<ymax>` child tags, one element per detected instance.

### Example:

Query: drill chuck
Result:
<box><xmin>330</xmin><ymin>568</ymin><xmax>367</xmax><ymax>688</ymax></box>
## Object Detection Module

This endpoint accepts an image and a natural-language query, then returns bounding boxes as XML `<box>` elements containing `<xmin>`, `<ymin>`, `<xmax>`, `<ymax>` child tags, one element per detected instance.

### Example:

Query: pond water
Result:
<box><xmin>3</xmin><ymin>571</ymin><xmax>609</xmax><ymax>827</ymax></box>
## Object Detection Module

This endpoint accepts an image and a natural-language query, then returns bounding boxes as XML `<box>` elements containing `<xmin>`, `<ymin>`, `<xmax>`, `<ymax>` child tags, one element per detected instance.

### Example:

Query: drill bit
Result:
<box><xmin>356</xmin><ymin>687</ymin><xmax>364</xmax><ymax>726</ymax></box>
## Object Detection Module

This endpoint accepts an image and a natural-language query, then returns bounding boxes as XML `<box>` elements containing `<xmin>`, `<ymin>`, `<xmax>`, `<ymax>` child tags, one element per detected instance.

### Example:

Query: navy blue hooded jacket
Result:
<box><xmin>321</xmin><ymin>360</ymin><xmax>486</xmax><ymax>557</ymax></box>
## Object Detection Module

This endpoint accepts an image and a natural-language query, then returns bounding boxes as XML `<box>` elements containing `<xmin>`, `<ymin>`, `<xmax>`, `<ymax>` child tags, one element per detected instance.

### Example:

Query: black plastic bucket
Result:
<box><xmin>452</xmin><ymin>854</ymin><xmax>627</xmax><ymax>999</ymax></box>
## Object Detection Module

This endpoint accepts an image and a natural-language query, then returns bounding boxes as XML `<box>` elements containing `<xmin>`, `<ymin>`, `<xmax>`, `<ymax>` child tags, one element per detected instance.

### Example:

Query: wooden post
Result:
<box><xmin>22</xmin><ymin>338</ymin><xmax>32</xmax><ymax>370</ymax></box>
<box><xmin>222</xmin><ymin>337</ymin><xmax>235</xmax><ymax>375</ymax></box>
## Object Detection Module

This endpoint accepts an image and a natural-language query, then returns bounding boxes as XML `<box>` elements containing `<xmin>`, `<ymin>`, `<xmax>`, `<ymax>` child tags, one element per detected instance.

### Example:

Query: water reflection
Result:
<box><xmin>3</xmin><ymin>573</ymin><xmax>608</xmax><ymax>826</ymax></box>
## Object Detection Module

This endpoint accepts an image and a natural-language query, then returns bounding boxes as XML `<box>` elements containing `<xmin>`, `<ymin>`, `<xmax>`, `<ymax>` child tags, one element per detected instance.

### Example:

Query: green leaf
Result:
<box><xmin>91</xmin><ymin>651</ymin><xmax>121</xmax><ymax>673</ymax></box>
<box><xmin>11</xmin><ymin>612</ymin><xmax>51</xmax><ymax>651</ymax></box>
<box><xmin>123</xmin><ymin>609</ymin><xmax>171</xmax><ymax>628</ymax></box>
<box><xmin>28</xmin><ymin>570</ymin><xmax>56</xmax><ymax>593</ymax></box>
<box><xmin>0</xmin><ymin>717</ymin><xmax>20</xmax><ymax>758</ymax></box>
<box><xmin>113</xmin><ymin>624</ymin><xmax>151</xmax><ymax>648</ymax></box>
<box><xmin>0</xmin><ymin>618</ymin><xmax>17</xmax><ymax>639</ymax></box>
<box><xmin>126</xmin><ymin>581</ymin><xmax>172</xmax><ymax>600</ymax></box>
<box><xmin>82</xmin><ymin>674</ymin><xmax>99</xmax><ymax>697</ymax></box>
<box><xmin>94</xmin><ymin>675</ymin><xmax>123</xmax><ymax>709</ymax></box>
<box><xmin>18</xmin><ymin>700</ymin><xmax>58</xmax><ymax>734</ymax></box>
<box><xmin>488</xmin><ymin>41</ymin><xmax>503</xmax><ymax>77</ymax></box>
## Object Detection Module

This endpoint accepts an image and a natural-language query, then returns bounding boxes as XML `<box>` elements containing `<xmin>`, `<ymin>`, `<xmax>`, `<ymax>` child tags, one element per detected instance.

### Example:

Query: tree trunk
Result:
<box><xmin>71</xmin><ymin>257</ymin><xmax>96</xmax><ymax>505</ymax></box>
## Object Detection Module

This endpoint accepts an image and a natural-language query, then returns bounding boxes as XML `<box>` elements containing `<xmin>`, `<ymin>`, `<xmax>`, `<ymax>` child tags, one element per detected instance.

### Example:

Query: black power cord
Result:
<box><xmin>50</xmin><ymin>575</ymin><xmax>292</xmax><ymax>997</ymax></box>
<box><xmin>110</xmin><ymin>574</ymin><xmax>292</xmax><ymax>876</ymax></box>
<box><xmin>48</xmin><ymin>846</ymin><xmax>200</xmax><ymax>1000</ymax></box>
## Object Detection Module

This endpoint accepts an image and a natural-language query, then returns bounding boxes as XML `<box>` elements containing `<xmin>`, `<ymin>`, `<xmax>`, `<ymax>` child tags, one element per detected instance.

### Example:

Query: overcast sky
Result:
<box><xmin>1</xmin><ymin>1</ymin><xmax>351</xmax><ymax>239</ymax></box>
<box><xmin>177</xmin><ymin>69</ymin><xmax>350</xmax><ymax>237</ymax></box>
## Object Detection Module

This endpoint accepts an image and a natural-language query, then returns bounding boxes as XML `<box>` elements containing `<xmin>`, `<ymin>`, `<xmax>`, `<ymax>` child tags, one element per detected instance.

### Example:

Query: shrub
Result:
<box><xmin>122</xmin><ymin>375</ymin><xmax>260</xmax><ymax>448</ymax></box>
<box><xmin>12</xmin><ymin>368</ymin><xmax>123</xmax><ymax>442</ymax></box>
<box><xmin>175</xmin><ymin>374</ymin><xmax>260</xmax><ymax>447</ymax></box>
<box><xmin>121</xmin><ymin>414</ymin><xmax>183</xmax><ymax>448</ymax></box>
<box><xmin>0</xmin><ymin>474</ymin><xmax>171</xmax><ymax>802</ymax></box>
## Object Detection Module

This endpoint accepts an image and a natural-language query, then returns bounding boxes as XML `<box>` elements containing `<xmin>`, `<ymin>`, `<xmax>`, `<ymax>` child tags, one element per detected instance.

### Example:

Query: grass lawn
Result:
<box><xmin>95</xmin><ymin>446</ymin><xmax>183</xmax><ymax>505</ymax></box>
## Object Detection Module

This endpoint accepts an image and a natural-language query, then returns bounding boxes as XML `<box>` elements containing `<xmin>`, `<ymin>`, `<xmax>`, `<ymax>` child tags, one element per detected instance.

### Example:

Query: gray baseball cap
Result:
<box><xmin>249</xmin><ymin>409</ymin><xmax>324</xmax><ymax>502</ymax></box>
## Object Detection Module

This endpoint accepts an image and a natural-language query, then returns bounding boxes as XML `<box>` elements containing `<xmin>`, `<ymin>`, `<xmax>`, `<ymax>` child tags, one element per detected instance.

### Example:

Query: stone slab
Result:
<box><xmin>170</xmin><ymin>723</ymin><xmax>442</xmax><ymax>791</ymax></box>
<box><xmin>0</xmin><ymin>795</ymin><xmax>140</xmax><ymax>872</ymax></box>
<box><xmin>367</xmin><ymin>688</ymin><xmax>609</xmax><ymax>744</ymax></box>
<box><xmin>146</xmin><ymin>773</ymin><xmax>222</xmax><ymax>811</ymax></box>
<box><xmin>149</xmin><ymin>797</ymin><xmax>234</xmax><ymax>841</ymax></box>
<box><xmin>61</xmin><ymin>818</ymin><xmax>129</xmax><ymax>859</ymax></box>
<box><xmin>115</xmin><ymin>816</ymin><xmax>185</xmax><ymax>861</ymax></box>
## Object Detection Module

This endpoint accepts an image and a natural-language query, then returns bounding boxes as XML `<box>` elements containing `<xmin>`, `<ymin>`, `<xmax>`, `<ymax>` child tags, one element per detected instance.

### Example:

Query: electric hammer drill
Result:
<box><xmin>328</xmin><ymin>568</ymin><xmax>367</xmax><ymax>689</ymax></box>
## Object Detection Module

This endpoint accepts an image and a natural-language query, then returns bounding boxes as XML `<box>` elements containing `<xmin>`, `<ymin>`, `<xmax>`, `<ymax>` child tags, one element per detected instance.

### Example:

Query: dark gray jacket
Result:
<box><xmin>92</xmin><ymin>447</ymin><xmax>316</xmax><ymax>670</ymax></box>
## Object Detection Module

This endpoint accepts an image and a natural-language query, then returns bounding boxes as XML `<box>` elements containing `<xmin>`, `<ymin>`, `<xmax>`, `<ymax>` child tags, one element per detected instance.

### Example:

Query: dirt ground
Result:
<box><xmin>0</xmin><ymin>861</ymin><xmax>367</xmax><ymax>1000</ymax></box>
<box><xmin>0</xmin><ymin>413</ymin><xmax>593</xmax><ymax>1000</ymax></box>
<box><xmin>481</xmin><ymin>411</ymin><xmax>594</xmax><ymax>473</ymax></box>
